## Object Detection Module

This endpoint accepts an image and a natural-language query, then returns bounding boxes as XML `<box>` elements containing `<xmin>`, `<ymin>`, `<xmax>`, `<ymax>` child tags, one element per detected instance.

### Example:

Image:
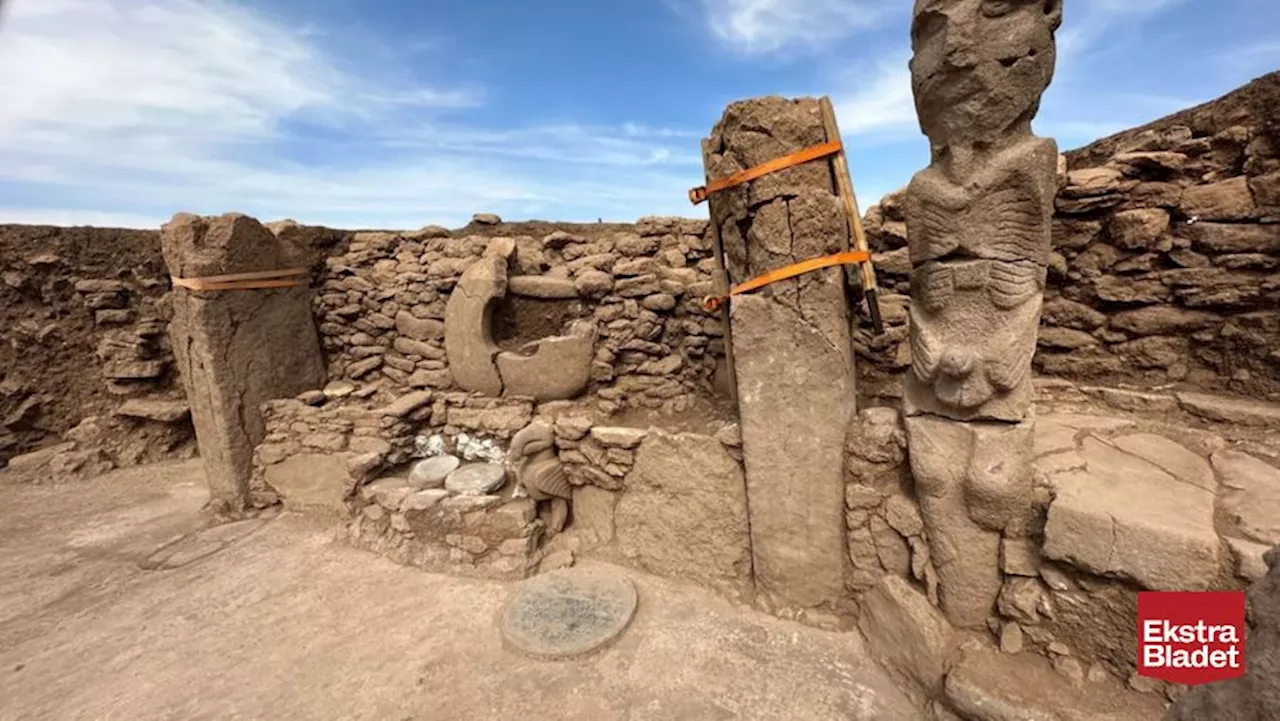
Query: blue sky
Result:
<box><xmin>0</xmin><ymin>0</ymin><xmax>1277</xmax><ymax>229</ymax></box>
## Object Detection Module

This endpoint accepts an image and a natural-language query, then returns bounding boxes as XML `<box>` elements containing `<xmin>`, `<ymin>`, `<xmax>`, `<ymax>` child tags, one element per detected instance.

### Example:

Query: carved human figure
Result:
<box><xmin>903</xmin><ymin>0</ymin><xmax>1061</xmax><ymax>629</ymax></box>
<box><xmin>508</xmin><ymin>421</ymin><xmax>572</xmax><ymax>533</ymax></box>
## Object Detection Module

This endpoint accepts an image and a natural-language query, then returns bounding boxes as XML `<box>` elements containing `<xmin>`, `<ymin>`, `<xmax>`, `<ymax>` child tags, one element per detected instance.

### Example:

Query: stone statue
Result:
<box><xmin>508</xmin><ymin>421</ymin><xmax>572</xmax><ymax>533</ymax></box>
<box><xmin>903</xmin><ymin>0</ymin><xmax>1062</xmax><ymax>630</ymax></box>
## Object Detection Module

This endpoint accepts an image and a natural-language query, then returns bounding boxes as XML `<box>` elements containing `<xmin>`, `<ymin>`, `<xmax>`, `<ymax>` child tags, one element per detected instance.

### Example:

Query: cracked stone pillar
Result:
<box><xmin>161</xmin><ymin>213</ymin><xmax>326</xmax><ymax>514</ymax></box>
<box><xmin>903</xmin><ymin>0</ymin><xmax>1062</xmax><ymax>629</ymax></box>
<box><xmin>702</xmin><ymin>97</ymin><xmax>857</xmax><ymax>616</ymax></box>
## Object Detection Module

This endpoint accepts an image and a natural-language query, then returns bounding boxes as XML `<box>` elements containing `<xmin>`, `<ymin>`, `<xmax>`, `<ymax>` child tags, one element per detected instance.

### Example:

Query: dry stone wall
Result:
<box><xmin>859</xmin><ymin>71</ymin><xmax>1280</xmax><ymax>405</ymax></box>
<box><xmin>310</xmin><ymin>217</ymin><xmax>724</xmax><ymax>417</ymax></box>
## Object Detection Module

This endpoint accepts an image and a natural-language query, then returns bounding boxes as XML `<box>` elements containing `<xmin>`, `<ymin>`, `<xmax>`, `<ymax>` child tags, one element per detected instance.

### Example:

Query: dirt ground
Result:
<box><xmin>0</xmin><ymin>459</ymin><xmax>922</xmax><ymax>721</ymax></box>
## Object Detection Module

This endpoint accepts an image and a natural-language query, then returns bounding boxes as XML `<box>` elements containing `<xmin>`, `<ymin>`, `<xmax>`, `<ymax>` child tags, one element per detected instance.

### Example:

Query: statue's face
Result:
<box><xmin>910</xmin><ymin>0</ymin><xmax>1061</xmax><ymax>145</ymax></box>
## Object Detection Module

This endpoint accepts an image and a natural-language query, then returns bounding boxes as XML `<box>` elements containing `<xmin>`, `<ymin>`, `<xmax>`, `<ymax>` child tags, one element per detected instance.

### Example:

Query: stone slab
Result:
<box><xmin>500</xmin><ymin>566</ymin><xmax>637</xmax><ymax>660</ymax></box>
<box><xmin>1043</xmin><ymin>438</ymin><xmax>1219</xmax><ymax>590</ymax></box>
<box><xmin>445</xmin><ymin>463</ymin><xmax>507</xmax><ymax>496</ymax></box>
<box><xmin>1178</xmin><ymin>392</ymin><xmax>1280</xmax><ymax>428</ymax></box>
<box><xmin>444</xmin><ymin>255</ymin><xmax>506</xmax><ymax>396</ymax></box>
<box><xmin>858</xmin><ymin>576</ymin><xmax>956</xmax><ymax>700</ymax></box>
<box><xmin>408</xmin><ymin>455</ymin><xmax>460</xmax><ymax>490</ymax></box>
<box><xmin>1212</xmin><ymin>450</ymin><xmax>1280</xmax><ymax>546</ymax></box>
<box><xmin>262</xmin><ymin>454</ymin><xmax>351</xmax><ymax>515</ymax></box>
<box><xmin>731</xmin><ymin>294</ymin><xmax>853</xmax><ymax>612</ymax></box>
<box><xmin>162</xmin><ymin>213</ymin><xmax>326</xmax><ymax>511</ymax></box>
<box><xmin>115</xmin><ymin>399</ymin><xmax>191</xmax><ymax>424</ymax></box>
<box><xmin>1106</xmin><ymin>433</ymin><xmax>1216</xmax><ymax>491</ymax></box>
<box><xmin>615</xmin><ymin>430</ymin><xmax>752</xmax><ymax>600</ymax></box>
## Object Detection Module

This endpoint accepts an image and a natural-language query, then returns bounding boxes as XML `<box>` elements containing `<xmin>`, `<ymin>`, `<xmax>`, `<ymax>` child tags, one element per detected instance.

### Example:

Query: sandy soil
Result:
<box><xmin>0</xmin><ymin>459</ymin><xmax>921</xmax><ymax>721</ymax></box>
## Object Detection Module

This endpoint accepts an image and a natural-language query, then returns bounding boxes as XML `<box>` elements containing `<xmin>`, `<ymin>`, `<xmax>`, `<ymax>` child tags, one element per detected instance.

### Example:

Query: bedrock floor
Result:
<box><xmin>0</xmin><ymin>458</ymin><xmax>921</xmax><ymax>721</ymax></box>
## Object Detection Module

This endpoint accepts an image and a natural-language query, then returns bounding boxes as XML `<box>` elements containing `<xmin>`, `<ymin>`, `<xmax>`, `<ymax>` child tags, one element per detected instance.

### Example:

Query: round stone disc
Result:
<box><xmin>445</xmin><ymin>462</ymin><xmax>506</xmax><ymax>496</ymax></box>
<box><xmin>500</xmin><ymin>566</ymin><xmax>638</xmax><ymax>660</ymax></box>
<box><xmin>408</xmin><ymin>455</ymin><xmax>460</xmax><ymax>489</ymax></box>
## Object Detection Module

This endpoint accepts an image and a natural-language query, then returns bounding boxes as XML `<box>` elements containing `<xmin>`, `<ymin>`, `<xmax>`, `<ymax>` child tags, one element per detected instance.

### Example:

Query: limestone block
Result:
<box><xmin>263</xmin><ymin>453</ymin><xmax>351</xmax><ymax>514</ymax></box>
<box><xmin>858</xmin><ymin>575</ymin><xmax>956</xmax><ymax>700</ymax></box>
<box><xmin>1043</xmin><ymin>438</ymin><xmax>1219</xmax><ymax>590</ymax></box>
<box><xmin>162</xmin><ymin>213</ymin><xmax>326</xmax><ymax>510</ymax></box>
<box><xmin>1178</xmin><ymin>392</ymin><xmax>1280</xmax><ymax>428</ymax></box>
<box><xmin>1182</xmin><ymin>176</ymin><xmax>1257</xmax><ymax>220</ymax></box>
<box><xmin>1213</xmin><ymin>450</ymin><xmax>1280</xmax><ymax>546</ymax></box>
<box><xmin>496</xmin><ymin>321</ymin><xmax>596</xmax><ymax>401</ymax></box>
<box><xmin>614</xmin><ymin>430</ymin><xmax>751</xmax><ymax>600</ymax></box>
<box><xmin>443</xmin><ymin>255</ymin><xmax>506</xmax><ymax>396</ymax></box>
<box><xmin>508</xmin><ymin>276</ymin><xmax>578</xmax><ymax>299</ymax></box>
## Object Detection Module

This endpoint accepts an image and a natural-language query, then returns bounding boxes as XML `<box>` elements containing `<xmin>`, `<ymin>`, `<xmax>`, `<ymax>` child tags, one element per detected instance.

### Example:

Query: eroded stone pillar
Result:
<box><xmin>161</xmin><ymin>213</ymin><xmax>326</xmax><ymax>513</ymax></box>
<box><xmin>702</xmin><ymin>97</ymin><xmax>857</xmax><ymax>615</ymax></box>
<box><xmin>903</xmin><ymin>0</ymin><xmax>1062</xmax><ymax>629</ymax></box>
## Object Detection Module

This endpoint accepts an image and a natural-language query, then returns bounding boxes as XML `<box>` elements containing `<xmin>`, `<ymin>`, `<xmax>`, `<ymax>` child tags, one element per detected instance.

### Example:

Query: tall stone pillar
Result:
<box><xmin>702</xmin><ymin>98</ymin><xmax>857</xmax><ymax>616</ymax></box>
<box><xmin>161</xmin><ymin>213</ymin><xmax>326</xmax><ymax>514</ymax></box>
<box><xmin>903</xmin><ymin>0</ymin><xmax>1062</xmax><ymax>629</ymax></box>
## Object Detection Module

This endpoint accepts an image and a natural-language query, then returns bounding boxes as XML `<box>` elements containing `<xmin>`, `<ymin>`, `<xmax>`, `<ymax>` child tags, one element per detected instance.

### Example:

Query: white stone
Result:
<box><xmin>445</xmin><ymin>463</ymin><xmax>507</xmax><ymax>496</ymax></box>
<box><xmin>408</xmin><ymin>455</ymin><xmax>460</xmax><ymax>489</ymax></box>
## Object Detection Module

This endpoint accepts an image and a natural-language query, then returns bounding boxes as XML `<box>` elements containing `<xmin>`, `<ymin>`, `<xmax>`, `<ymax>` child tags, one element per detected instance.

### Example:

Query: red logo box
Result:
<box><xmin>1137</xmin><ymin>591</ymin><xmax>1246</xmax><ymax>685</ymax></box>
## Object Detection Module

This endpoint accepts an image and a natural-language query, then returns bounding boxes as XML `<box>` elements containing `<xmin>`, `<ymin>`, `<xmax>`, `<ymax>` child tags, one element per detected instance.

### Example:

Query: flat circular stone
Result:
<box><xmin>408</xmin><ymin>455</ymin><xmax>460</xmax><ymax>489</ymax></box>
<box><xmin>500</xmin><ymin>567</ymin><xmax>638</xmax><ymax>660</ymax></box>
<box><xmin>445</xmin><ymin>462</ymin><xmax>506</xmax><ymax>496</ymax></box>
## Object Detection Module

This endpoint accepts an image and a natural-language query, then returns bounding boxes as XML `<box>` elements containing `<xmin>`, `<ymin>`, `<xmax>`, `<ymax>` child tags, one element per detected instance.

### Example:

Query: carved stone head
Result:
<box><xmin>909</xmin><ymin>0</ymin><xmax>1062</xmax><ymax>147</ymax></box>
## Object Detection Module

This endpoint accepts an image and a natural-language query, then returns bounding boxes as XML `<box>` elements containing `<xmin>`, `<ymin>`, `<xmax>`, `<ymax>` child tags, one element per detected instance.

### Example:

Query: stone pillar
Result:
<box><xmin>902</xmin><ymin>0</ymin><xmax>1062</xmax><ymax>629</ymax></box>
<box><xmin>702</xmin><ymin>97</ymin><xmax>857</xmax><ymax>616</ymax></box>
<box><xmin>161</xmin><ymin>213</ymin><xmax>326</xmax><ymax>513</ymax></box>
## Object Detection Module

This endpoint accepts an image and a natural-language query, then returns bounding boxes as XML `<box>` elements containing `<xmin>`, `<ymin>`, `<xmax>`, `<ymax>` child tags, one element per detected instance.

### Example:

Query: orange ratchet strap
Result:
<box><xmin>171</xmin><ymin>267</ymin><xmax>308</xmax><ymax>292</ymax></box>
<box><xmin>688</xmin><ymin>140</ymin><xmax>843</xmax><ymax>205</ymax></box>
<box><xmin>702</xmin><ymin>250</ymin><xmax>870</xmax><ymax>312</ymax></box>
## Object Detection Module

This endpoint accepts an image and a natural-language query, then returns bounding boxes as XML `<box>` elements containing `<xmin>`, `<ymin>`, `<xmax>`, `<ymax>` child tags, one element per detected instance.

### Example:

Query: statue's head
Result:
<box><xmin>909</xmin><ymin>0</ymin><xmax>1062</xmax><ymax>147</ymax></box>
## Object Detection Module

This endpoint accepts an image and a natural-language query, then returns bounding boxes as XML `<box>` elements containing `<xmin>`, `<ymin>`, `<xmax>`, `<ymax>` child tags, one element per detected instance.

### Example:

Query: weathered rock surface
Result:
<box><xmin>162</xmin><ymin>213</ymin><xmax>326</xmax><ymax>511</ymax></box>
<box><xmin>1043</xmin><ymin>437</ymin><xmax>1219</xmax><ymax>591</ymax></box>
<box><xmin>495</xmin><ymin>321</ymin><xmax>596</xmax><ymax>401</ymax></box>
<box><xmin>944</xmin><ymin>647</ymin><xmax>1166</xmax><ymax>721</ymax></box>
<box><xmin>1213</xmin><ymin>450</ymin><xmax>1280</xmax><ymax>547</ymax></box>
<box><xmin>263</xmin><ymin>453</ymin><xmax>351</xmax><ymax>514</ymax></box>
<box><xmin>614</xmin><ymin>430</ymin><xmax>751</xmax><ymax>599</ymax></box>
<box><xmin>444</xmin><ymin>255</ymin><xmax>507</xmax><ymax>396</ymax></box>
<box><xmin>444</xmin><ymin>463</ymin><xmax>507</xmax><ymax>496</ymax></box>
<box><xmin>858</xmin><ymin>575</ymin><xmax>956</xmax><ymax>701</ymax></box>
<box><xmin>701</xmin><ymin>96</ymin><xmax>855</xmax><ymax>616</ymax></box>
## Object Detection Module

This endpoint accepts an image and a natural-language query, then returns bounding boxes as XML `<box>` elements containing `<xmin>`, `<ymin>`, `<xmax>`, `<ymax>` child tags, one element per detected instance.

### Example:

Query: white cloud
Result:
<box><xmin>702</xmin><ymin>0</ymin><xmax>894</xmax><ymax>55</ymax></box>
<box><xmin>0</xmin><ymin>208</ymin><xmax>171</xmax><ymax>229</ymax></box>
<box><xmin>1057</xmin><ymin>0</ymin><xmax>1191</xmax><ymax>64</ymax></box>
<box><xmin>0</xmin><ymin>0</ymin><xmax>705</xmax><ymax>229</ymax></box>
<box><xmin>831</xmin><ymin>57</ymin><xmax>917</xmax><ymax>141</ymax></box>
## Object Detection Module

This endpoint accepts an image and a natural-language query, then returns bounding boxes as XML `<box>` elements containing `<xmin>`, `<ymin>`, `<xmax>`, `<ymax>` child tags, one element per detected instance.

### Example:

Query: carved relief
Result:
<box><xmin>903</xmin><ymin>0</ymin><xmax>1061</xmax><ymax>629</ymax></box>
<box><xmin>508</xmin><ymin>421</ymin><xmax>572</xmax><ymax>533</ymax></box>
<box><xmin>444</xmin><ymin>258</ymin><xmax>596</xmax><ymax>401</ymax></box>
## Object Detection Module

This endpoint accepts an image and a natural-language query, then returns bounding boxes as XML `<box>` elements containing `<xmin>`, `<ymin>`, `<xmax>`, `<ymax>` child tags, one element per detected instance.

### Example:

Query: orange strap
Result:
<box><xmin>171</xmin><ymin>267</ymin><xmax>308</xmax><ymax>292</ymax></box>
<box><xmin>702</xmin><ymin>250</ymin><xmax>870</xmax><ymax>311</ymax></box>
<box><xmin>689</xmin><ymin>140</ymin><xmax>843</xmax><ymax>205</ymax></box>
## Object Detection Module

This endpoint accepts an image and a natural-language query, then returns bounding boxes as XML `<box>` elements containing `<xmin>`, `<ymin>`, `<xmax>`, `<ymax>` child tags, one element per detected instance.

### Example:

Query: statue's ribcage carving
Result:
<box><xmin>913</xmin><ymin>261</ymin><xmax>1044</xmax><ymax>313</ymax></box>
<box><xmin>908</xmin><ymin>178</ymin><xmax>1050</xmax><ymax>267</ymax></box>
